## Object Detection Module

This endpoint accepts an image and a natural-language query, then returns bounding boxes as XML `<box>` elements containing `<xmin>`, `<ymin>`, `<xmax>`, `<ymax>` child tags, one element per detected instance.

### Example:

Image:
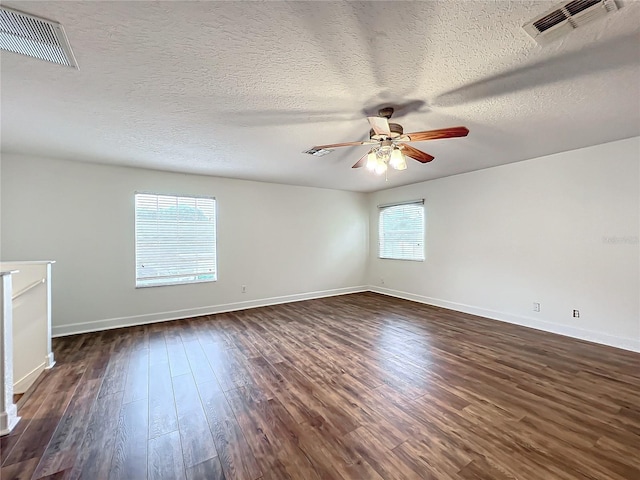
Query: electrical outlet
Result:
<box><xmin>573</xmin><ymin>309</ymin><xmax>580</xmax><ymax>318</ymax></box>
<box><xmin>241</xmin><ymin>285</ymin><xmax>247</xmax><ymax>293</ymax></box>
<box><xmin>533</xmin><ymin>302</ymin><xmax>540</xmax><ymax>312</ymax></box>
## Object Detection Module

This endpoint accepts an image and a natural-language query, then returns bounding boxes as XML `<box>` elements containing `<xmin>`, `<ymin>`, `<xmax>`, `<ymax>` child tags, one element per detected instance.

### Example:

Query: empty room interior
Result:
<box><xmin>1</xmin><ymin>1</ymin><xmax>639</xmax><ymax>479</ymax></box>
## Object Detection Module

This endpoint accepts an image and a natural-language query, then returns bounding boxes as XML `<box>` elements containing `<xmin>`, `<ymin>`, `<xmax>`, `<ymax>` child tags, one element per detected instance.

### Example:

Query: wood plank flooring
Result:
<box><xmin>1</xmin><ymin>292</ymin><xmax>639</xmax><ymax>479</ymax></box>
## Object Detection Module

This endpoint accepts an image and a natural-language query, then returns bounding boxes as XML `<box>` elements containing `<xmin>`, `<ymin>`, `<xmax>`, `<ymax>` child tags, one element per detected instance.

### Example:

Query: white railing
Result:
<box><xmin>0</xmin><ymin>261</ymin><xmax>55</xmax><ymax>398</ymax></box>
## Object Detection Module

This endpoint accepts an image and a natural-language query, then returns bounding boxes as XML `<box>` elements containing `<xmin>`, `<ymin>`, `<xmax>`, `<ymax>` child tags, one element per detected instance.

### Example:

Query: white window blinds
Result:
<box><xmin>135</xmin><ymin>193</ymin><xmax>217</xmax><ymax>287</ymax></box>
<box><xmin>378</xmin><ymin>200</ymin><xmax>425</xmax><ymax>261</ymax></box>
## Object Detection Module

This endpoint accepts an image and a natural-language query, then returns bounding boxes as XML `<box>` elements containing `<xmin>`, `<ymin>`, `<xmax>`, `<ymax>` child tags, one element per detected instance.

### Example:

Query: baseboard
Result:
<box><xmin>14</xmin><ymin>361</ymin><xmax>47</xmax><ymax>394</ymax></box>
<box><xmin>0</xmin><ymin>405</ymin><xmax>20</xmax><ymax>436</ymax></box>
<box><xmin>369</xmin><ymin>286</ymin><xmax>640</xmax><ymax>353</ymax></box>
<box><xmin>50</xmin><ymin>284</ymin><xmax>639</xmax><ymax>353</ymax></box>
<box><xmin>45</xmin><ymin>352</ymin><xmax>56</xmax><ymax>369</ymax></box>
<box><xmin>52</xmin><ymin>286</ymin><xmax>368</xmax><ymax>337</ymax></box>
<box><xmin>15</xmin><ymin>366</ymin><xmax>50</xmax><ymax>410</ymax></box>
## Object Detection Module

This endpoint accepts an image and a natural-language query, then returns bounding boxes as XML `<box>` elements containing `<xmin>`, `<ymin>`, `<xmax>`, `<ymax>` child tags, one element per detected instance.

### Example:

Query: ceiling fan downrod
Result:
<box><xmin>378</xmin><ymin>107</ymin><xmax>394</xmax><ymax>119</ymax></box>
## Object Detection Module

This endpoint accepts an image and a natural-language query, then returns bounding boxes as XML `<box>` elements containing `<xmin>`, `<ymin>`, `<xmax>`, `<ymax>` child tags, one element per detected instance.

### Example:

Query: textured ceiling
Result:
<box><xmin>1</xmin><ymin>1</ymin><xmax>639</xmax><ymax>192</ymax></box>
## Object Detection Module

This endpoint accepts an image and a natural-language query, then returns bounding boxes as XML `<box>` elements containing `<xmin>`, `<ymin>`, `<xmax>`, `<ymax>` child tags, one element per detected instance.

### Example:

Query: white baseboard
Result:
<box><xmin>14</xmin><ymin>361</ymin><xmax>46</xmax><ymax>394</ymax></box>
<box><xmin>369</xmin><ymin>286</ymin><xmax>640</xmax><ymax>353</ymax></box>
<box><xmin>52</xmin><ymin>286</ymin><xmax>368</xmax><ymax>337</ymax></box>
<box><xmin>50</xmin><ymin>284</ymin><xmax>639</xmax><ymax>354</ymax></box>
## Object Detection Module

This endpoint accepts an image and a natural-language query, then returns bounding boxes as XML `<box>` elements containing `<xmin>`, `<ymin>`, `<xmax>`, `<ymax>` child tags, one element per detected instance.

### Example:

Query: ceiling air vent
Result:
<box><xmin>523</xmin><ymin>0</ymin><xmax>618</xmax><ymax>45</ymax></box>
<box><xmin>0</xmin><ymin>6</ymin><xmax>77</xmax><ymax>68</ymax></box>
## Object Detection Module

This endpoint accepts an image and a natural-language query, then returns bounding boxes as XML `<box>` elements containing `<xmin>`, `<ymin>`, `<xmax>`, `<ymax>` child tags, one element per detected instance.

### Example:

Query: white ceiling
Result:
<box><xmin>1</xmin><ymin>1</ymin><xmax>639</xmax><ymax>192</ymax></box>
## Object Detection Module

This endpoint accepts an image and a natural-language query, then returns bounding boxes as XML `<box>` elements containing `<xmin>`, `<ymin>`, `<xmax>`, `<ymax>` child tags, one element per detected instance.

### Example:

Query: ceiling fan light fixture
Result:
<box><xmin>374</xmin><ymin>160</ymin><xmax>387</xmax><ymax>176</ymax></box>
<box><xmin>377</xmin><ymin>144</ymin><xmax>393</xmax><ymax>161</ymax></box>
<box><xmin>366</xmin><ymin>150</ymin><xmax>377</xmax><ymax>171</ymax></box>
<box><xmin>389</xmin><ymin>148</ymin><xmax>407</xmax><ymax>170</ymax></box>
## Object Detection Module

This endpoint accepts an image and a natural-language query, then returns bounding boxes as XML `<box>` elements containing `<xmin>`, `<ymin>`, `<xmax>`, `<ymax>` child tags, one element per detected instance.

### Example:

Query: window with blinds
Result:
<box><xmin>135</xmin><ymin>193</ymin><xmax>217</xmax><ymax>287</ymax></box>
<box><xmin>378</xmin><ymin>201</ymin><xmax>425</xmax><ymax>261</ymax></box>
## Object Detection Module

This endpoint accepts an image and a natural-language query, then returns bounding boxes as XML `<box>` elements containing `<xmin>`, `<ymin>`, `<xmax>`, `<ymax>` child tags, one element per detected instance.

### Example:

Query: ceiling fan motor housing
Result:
<box><xmin>370</xmin><ymin>123</ymin><xmax>404</xmax><ymax>140</ymax></box>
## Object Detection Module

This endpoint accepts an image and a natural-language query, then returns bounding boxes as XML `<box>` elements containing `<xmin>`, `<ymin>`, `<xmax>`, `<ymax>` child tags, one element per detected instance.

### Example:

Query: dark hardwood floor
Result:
<box><xmin>1</xmin><ymin>292</ymin><xmax>639</xmax><ymax>479</ymax></box>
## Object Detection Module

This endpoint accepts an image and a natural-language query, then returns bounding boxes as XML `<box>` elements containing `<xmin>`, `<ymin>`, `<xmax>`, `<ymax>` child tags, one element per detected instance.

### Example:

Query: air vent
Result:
<box><xmin>533</xmin><ymin>10</ymin><xmax>569</xmax><ymax>33</ymax></box>
<box><xmin>303</xmin><ymin>148</ymin><xmax>333</xmax><ymax>157</ymax></box>
<box><xmin>0</xmin><ymin>6</ymin><xmax>77</xmax><ymax>68</ymax></box>
<box><xmin>523</xmin><ymin>0</ymin><xmax>618</xmax><ymax>45</ymax></box>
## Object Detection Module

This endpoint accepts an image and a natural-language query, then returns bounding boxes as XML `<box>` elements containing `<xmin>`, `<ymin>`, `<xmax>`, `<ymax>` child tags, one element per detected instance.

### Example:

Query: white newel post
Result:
<box><xmin>0</xmin><ymin>270</ymin><xmax>20</xmax><ymax>436</ymax></box>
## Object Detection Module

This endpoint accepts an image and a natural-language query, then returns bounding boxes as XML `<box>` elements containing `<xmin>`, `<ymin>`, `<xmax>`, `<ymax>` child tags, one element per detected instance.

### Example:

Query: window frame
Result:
<box><xmin>378</xmin><ymin>199</ymin><xmax>425</xmax><ymax>262</ymax></box>
<box><xmin>134</xmin><ymin>191</ymin><xmax>218</xmax><ymax>288</ymax></box>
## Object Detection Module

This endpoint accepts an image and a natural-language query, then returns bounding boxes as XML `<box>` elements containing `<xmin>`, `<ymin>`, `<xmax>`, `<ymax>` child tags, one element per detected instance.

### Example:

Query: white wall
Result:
<box><xmin>368</xmin><ymin>137</ymin><xmax>640</xmax><ymax>352</ymax></box>
<box><xmin>2</xmin><ymin>138</ymin><xmax>638</xmax><ymax>352</ymax></box>
<box><xmin>0</xmin><ymin>154</ymin><xmax>368</xmax><ymax>335</ymax></box>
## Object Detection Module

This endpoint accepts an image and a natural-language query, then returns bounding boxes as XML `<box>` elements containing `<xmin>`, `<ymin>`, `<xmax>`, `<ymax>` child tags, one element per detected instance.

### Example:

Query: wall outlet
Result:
<box><xmin>241</xmin><ymin>285</ymin><xmax>247</xmax><ymax>293</ymax></box>
<box><xmin>533</xmin><ymin>302</ymin><xmax>540</xmax><ymax>312</ymax></box>
<box><xmin>573</xmin><ymin>309</ymin><xmax>580</xmax><ymax>318</ymax></box>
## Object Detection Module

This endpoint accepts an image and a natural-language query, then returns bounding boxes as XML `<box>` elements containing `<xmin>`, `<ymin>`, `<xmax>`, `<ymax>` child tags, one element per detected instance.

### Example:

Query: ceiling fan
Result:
<box><xmin>304</xmin><ymin>107</ymin><xmax>469</xmax><ymax>175</ymax></box>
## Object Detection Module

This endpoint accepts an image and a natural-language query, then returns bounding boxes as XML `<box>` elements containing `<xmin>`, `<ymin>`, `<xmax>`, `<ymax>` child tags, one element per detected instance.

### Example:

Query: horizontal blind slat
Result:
<box><xmin>378</xmin><ymin>203</ymin><xmax>424</xmax><ymax>261</ymax></box>
<box><xmin>135</xmin><ymin>193</ymin><xmax>217</xmax><ymax>287</ymax></box>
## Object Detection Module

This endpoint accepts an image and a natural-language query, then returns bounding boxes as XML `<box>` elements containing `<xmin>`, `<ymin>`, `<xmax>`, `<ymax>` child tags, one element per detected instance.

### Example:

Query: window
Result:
<box><xmin>135</xmin><ymin>193</ymin><xmax>217</xmax><ymax>287</ymax></box>
<box><xmin>378</xmin><ymin>200</ymin><xmax>425</xmax><ymax>261</ymax></box>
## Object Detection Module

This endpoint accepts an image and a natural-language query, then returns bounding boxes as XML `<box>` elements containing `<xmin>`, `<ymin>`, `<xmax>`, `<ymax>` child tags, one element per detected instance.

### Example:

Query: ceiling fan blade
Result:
<box><xmin>368</xmin><ymin>116</ymin><xmax>391</xmax><ymax>136</ymax></box>
<box><xmin>400</xmin><ymin>144</ymin><xmax>435</xmax><ymax>163</ymax></box>
<box><xmin>405</xmin><ymin>126</ymin><xmax>469</xmax><ymax>142</ymax></box>
<box><xmin>352</xmin><ymin>152</ymin><xmax>368</xmax><ymax>169</ymax></box>
<box><xmin>310</xmin><ymin>140</ymin><xmax>369</xmax><ymax>150</ymax></box>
